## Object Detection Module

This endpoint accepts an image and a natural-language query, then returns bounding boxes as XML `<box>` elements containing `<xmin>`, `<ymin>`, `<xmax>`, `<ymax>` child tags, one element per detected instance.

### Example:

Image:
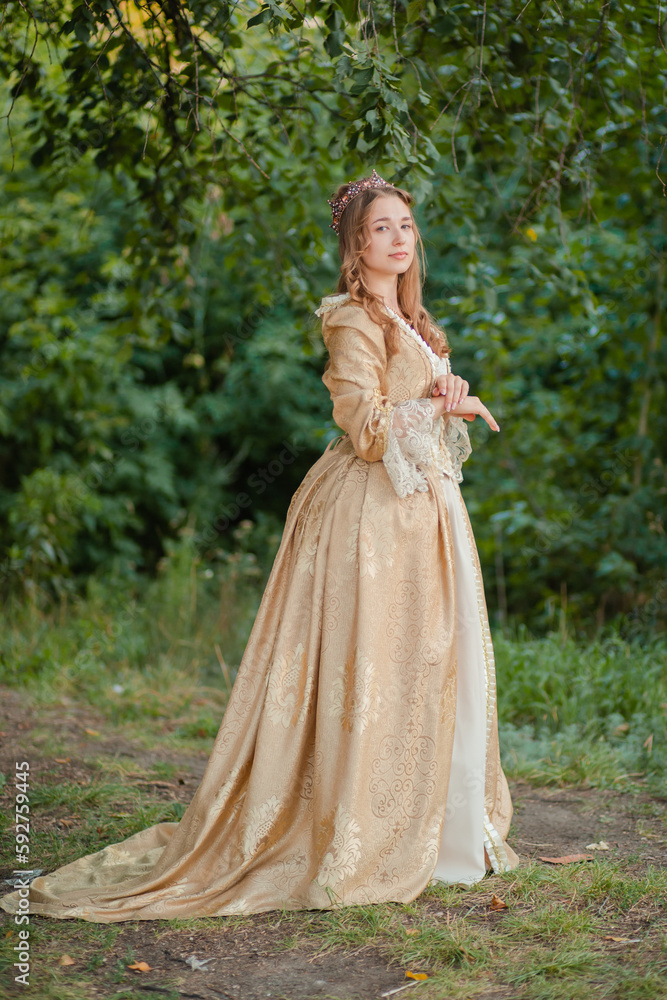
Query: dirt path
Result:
<box><xmin>1</xmin><ymin>687</ymin><xmax>665</xmax><ymax>1000</ymax></box>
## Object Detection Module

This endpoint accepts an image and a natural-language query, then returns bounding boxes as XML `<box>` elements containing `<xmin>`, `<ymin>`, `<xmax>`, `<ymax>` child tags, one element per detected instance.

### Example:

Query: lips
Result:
<box><xmin>390</xmin><ymin>252</ymin><xmax>408</xmax><ymax>258</ymax></box>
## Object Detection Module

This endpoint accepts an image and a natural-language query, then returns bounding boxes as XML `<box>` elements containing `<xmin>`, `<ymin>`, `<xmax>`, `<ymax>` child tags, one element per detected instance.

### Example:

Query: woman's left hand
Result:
<box><xmin>432</xmin><ymin>373</ymin><xmax>470</xmax><ymax>412</ymax></box>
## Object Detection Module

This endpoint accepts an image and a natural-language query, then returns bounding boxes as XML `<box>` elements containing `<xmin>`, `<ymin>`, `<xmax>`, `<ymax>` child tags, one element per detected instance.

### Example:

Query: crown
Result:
<box><xmin>327</xmin><ymin>169</ymin><xmax>392</xmax><ymax>234</ymax></box>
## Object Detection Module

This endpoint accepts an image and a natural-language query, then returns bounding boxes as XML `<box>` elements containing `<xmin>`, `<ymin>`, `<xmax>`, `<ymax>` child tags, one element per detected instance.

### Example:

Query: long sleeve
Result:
<box><xmin>321</xmin><ymin>303</ymin><xmax>438</xmax><ymax>497</ymax></box>
<box><xmin>382</xmin><ymin>398</ymin><xmax>438</xmax><ymax>498</ymax></box>
<box><xmin>321</xmin><ymin>306</ymin><xmax>395</xmax><ymax>464</ymax></box>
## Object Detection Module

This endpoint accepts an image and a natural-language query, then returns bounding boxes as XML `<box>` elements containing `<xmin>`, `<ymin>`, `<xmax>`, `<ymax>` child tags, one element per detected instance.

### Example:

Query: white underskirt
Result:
<box><xmin>430</xmin><ymin>472</ymin><xmax>488</xmax><ymax>887</ymax></box>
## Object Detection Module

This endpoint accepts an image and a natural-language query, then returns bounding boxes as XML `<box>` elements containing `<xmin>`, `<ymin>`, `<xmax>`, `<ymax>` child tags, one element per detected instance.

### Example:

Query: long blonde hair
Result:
<box><xmin>333</xmin><ymin>182</ymin><xmax>450</xmax><ymax>360</ymax></box>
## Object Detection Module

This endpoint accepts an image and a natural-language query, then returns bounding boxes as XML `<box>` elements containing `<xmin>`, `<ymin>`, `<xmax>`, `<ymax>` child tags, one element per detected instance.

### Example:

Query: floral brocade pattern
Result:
<box><xmin>0</xmin><ymin>296</ymin><xmax>517</xmax><ymax>925</ymax></box>
<box><xmin>329</xmin><ymin>651</ymin><xmax>382</xmax><ymax>733</ymax></box>
<box><xmin>266</xmin><ymin>642</ymin><xmax>314</xmax><ymax>729</ymax></box>
<box><xmin>316</xmin><ymin>805</ymin><xmax>363</xmax><ymax>887</ymax></box>
<box><xmin>319</xmin><ymin>293</ymin><xmax>472</xmax><ymax>494</ymax></box>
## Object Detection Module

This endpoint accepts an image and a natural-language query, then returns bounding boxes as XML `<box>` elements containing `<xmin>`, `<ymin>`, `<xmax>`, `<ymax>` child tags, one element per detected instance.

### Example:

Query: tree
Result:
<box><xmin>0</xmin><ymin>1</ymin><xmax>665</xmax><ymax>630</ymax></box>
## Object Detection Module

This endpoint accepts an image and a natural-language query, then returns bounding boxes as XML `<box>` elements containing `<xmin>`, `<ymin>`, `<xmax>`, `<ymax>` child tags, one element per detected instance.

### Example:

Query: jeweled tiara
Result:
<box><xmin>327</xmin><ymin>168</ymin><xmax>392</xmax><ymax>234</ymax></box>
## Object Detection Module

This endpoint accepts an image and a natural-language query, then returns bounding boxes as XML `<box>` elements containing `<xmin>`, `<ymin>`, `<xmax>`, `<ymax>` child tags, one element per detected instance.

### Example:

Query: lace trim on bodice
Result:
<box><xmin>315</xmin><ymin>294</ymin><xmax>451</xmax><ymax>377</ymax></box>
<box><xmin>316</xmin><ymin>293</ymin><xmax>472</xmax><ymax>496</ymax></box>
<box><xmin>381</xmin><ymin>303</ymin><xmax>451</xmax><ymax>378</ymax></box>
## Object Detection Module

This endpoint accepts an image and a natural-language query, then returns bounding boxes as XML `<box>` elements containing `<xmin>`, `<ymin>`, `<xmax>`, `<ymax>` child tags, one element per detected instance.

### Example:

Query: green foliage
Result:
<box><xmin>496</xmin><ymin>632</ymin><xmax>666</xmax><ymax>733</ymax></box>
<box><xmin>0</xmin><ymin>94</ymin><xmax>329</xmax><ymax>602</ymax></box>
<box><xmin>423</xmin><ymin>190</ymin><xmax>667</xmax><ymax>629</ymax></box>
<box><xmin>0</xmin><ymin>1</ymin><xmax>665</xmax><ymax>630</ymax></box>
<box><xmin>495</xmin><ymin>632</ymin><xmax>666</xmax><ymax>788</ymax></box>
<box><xmin>0</xmin><ymin>554</ymin><xmax>664</xmax><ymax>789</ymax></box>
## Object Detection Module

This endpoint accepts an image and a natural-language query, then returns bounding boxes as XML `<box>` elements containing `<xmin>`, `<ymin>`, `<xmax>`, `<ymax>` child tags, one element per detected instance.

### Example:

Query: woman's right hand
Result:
<box><xmin>432</xmin><ymin>394</ymin><xmax>500</xmax><ymax>432</ymax></box>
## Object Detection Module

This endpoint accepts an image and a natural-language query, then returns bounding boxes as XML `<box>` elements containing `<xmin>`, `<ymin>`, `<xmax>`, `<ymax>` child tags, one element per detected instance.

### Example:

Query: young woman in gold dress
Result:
<box><xmin>1</xmin><ymin>170</ymin><xmax>518</xmax><ymax>923</ymax></box>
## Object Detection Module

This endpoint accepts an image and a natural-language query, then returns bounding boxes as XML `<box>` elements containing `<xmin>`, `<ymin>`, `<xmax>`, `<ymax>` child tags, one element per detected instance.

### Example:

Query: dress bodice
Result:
<box><xmin>315</xmin><ymin>293</ymin><xmax>472</xmax><ymax>496</ymax></box>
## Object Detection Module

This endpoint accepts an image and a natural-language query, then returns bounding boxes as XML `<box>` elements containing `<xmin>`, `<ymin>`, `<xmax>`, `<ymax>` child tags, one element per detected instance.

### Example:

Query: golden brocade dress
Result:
<box><xmin>0</xmin><ymin>294</ymin><xmax>519</xmax><ymax>923</ymax></box>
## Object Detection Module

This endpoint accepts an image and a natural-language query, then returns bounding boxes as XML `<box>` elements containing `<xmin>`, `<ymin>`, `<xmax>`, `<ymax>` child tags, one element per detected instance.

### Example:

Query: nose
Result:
<box><xmin>393</xmin><ymin>229</ymin><xmax>405</xmax><ymax>244</ymax></box>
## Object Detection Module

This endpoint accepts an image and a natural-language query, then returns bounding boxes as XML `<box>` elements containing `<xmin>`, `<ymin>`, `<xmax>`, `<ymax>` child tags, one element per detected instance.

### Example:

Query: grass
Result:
<box><xmin>494</xmin><ymin>630</ymin><xmax>667</xmax><ymax>792</ymax></box>
<box><xmin>0</xmin><ymin>537</ymin><xmax>665</xmax><ymax>791</ymax></box>
<box><xmin>0</xmin><ymin>746</ymin><xmax>665</xmax><ymax>1000</ymax></box>
<box><xmin>263</xmin><ymin>864</ymin><xmax>667</xmax><ymax>998</ymax></box>
<box><xmin>2</xmin><ymin>857</ymin><xmax>665</xmax><ymax>998</ymax></box>
<box><xmin>0</xmin><ymin>546</ymin><xmax>666</xmax><ymax>997</ymax></box>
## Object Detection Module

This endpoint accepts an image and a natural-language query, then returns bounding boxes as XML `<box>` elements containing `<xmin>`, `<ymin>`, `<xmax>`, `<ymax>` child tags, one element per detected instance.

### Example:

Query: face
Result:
<box><xmin>361</xmin><ymin>194</ymin><xmax>415</xmax><ymax>278</ymax></box>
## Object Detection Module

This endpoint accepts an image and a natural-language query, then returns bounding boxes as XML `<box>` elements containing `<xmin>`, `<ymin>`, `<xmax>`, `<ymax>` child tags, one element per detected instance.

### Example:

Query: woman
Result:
<box><xmin>0</xmin><ymin>170</ymin><xmax>518</xmax><ymax>923</ymax></box>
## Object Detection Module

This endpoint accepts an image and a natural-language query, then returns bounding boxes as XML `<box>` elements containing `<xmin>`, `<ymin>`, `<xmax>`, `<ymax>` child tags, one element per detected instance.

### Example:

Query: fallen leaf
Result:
<box><xmin>58</xmin><ymin>954</ymin><xmax>75</xmax><ymax>966</ymax></box>
<box><xmin>127</xmin><ymin>961</ymin><xmax>151</xmax><ymax>972</ymax></box>
<box><xmin>54</xmin><ymin>758</ymin><xmax>70</xmax><ymax>763</ymax></box>
<box><xmin>59</xmin><ymin>818</ymin><xmax>75</xmax><ymax>828</ymax></box>
<box><xmin>380</xmin><ymin>982</ymin><xmax>429</xmax><ymax>998</ymax></box>
<box><xmin>404</xmin><ymin>928</ymin><xmax>420</xmax><ymax>936</ymax></box>
<box><xmin>490</xmin><ymin>894</ymin><xmax>508</xmax><ymax>910</ymax></box>
<box><xmin>585</xmin><ymin>841</ymin><xmax>610</xmax><ymax>850</ymax></box>
<box><xmin>84</xmin><ymin>728</ymin><xmax>100</xmax><ymax>736</ymax></box>
<box><xmin>185</xmin><ymin>955</ymin><xmax>213</xmax><ymax>971</ymax></box>
<box><xmin>538</xmin><ymin>854</ymin><xmax>595</xmax><ymax>864</ymax></box>
<box><xmin>405</xmin><ymin>971</ymin><xmax>428</xmax><ymax>981</ymax></box>
<box><xmin>603</xmin><ymin>935</ymin><xmax>641</xmax><ymax>944</ymax></box>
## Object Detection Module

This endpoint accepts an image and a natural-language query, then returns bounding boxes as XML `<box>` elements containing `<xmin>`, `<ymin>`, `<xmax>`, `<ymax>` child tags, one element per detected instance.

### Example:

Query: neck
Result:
<box><xmin>363</xmin><ymin>271</ymin><xmax>400</xmax><ymax>313</ymax></box>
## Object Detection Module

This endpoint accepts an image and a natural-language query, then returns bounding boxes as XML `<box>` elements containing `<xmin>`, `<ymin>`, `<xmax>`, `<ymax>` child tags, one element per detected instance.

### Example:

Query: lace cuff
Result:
<box><xmin>431</xmin><ymin>354</ymin><xmax>473</xmax><ymax>484</ymax></box>
<box><xmin>382</xmin><ymin>398</ymin><xmax>436</xmax><ymax>499</ymax></box>
<box><xmin>440</xmin><ymin>416</ymin><xmax>472</xmax><ymax>484</ymax></box>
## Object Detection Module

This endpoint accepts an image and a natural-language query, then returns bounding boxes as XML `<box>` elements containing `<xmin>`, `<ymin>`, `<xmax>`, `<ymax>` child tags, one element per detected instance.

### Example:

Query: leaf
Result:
<box><xmin>127</xmin><ymin>961</ymin><xmax>152</xmax><ymax>972</ymax></box>
<box><xmin>84</xmin><ymin>728</ymin><xmax>99</xmax><ymax>736</ymax></box>
<box><xmin>324</xmin><ymin>30</ymin><xmax>346</xmax><ymax>58</ymax></box>
<box><xmin>40</xmin><ymin>538</ymin><xmax>56</xmax><ymax>561</ymax></box>
<box><xmin>58</xmin><ymin>954</ymin><xmax>75</xmax><ymax>966</ymax></box>
<box><xmin>185</xmin><ymin>955</ymin><xmax>214</xmax><ymax>971</ymax></box>
<box><xmin>490</xmin><ymin>894</ymin><xmax>509</xmax><ymax>910</ymax></box>
<box><xmin>585</xmin><ymin>841</ymin><xmax>610</xmax><ymax>850</ymax></box>
<box><xmin>54</xmin><ymin>757</ymin><xmax>70</xmax><ymax>763</ymax></box>
<box><xmin>538</xmin><ymin>854</ymin><xmax>595</xmax><ymax>864</ymax></box>
<box><xmin>603</xmin><ymin>935</ymin><xmax>641</xmax><ymax>944</ymax></box>
<box><xmin>406</xmin><ymin>0</ymin><xmax>425</xmax><ymax>23</ymax></box>
<box><xmin>405</xmin><ymin>970</ymin><xmax>428</xmax><ymax>981</ymax></box>
<box><xmin>246</xmin><ymin>6</ymin><xmax>271</xmax><ymax>27</ymax></box>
